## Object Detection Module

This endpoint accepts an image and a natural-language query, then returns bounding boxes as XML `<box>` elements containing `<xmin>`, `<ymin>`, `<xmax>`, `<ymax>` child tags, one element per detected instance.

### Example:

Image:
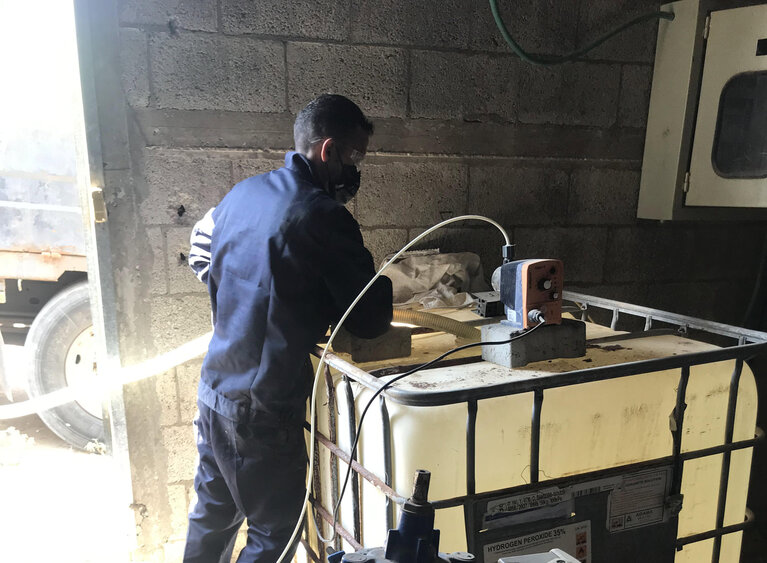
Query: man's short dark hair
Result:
<box><xmin>293</xmin><ymin>94</ymin><xmax>374</xmax><ymax>154</ymax></box>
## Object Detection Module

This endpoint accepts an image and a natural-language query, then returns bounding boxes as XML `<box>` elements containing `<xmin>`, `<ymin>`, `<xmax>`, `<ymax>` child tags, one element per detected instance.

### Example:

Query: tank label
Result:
<box><xmin>483</xmin><ymin>520</ymin><xmax>591</xmax><ymax>563</ymax></box>
<box><xmin>604</xmin><ymin>468</ymin><xmax>669</xmax><ymax>533</ymax></box>
<box><xmin>481</xmin><ymin>466</ymin><xmax>672</xmax><ymax>534</ymax></box>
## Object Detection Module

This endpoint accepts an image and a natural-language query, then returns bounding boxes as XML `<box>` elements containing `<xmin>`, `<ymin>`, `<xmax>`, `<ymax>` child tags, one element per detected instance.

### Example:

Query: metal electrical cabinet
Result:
<box><xmin>638</xmin><ymin>0</ymin><xmax>767</xmax><ymax>220</ymax></box>
<box><xmin>302</xmin><ymin>294</ymin><xmax>767</xmax><ymax>563</ymax></box>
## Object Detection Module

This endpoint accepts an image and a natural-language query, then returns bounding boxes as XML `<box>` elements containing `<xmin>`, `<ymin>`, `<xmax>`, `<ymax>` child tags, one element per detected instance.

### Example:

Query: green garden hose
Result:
<box><xmin>489</xmin><ymin>0</ymin><xmax>675</xmax><ymax>66</ymax></box>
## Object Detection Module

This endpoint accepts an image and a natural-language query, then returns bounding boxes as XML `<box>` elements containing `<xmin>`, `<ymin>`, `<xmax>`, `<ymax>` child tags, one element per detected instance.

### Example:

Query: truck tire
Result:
<box><xmin>25</xmin><ymin>281</ymin><xmax>104</xmax><ymax>449</ymax></box>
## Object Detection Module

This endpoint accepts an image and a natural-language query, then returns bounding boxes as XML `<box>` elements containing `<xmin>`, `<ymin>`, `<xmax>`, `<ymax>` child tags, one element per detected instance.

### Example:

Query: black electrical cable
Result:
<box><xmin>489</xmin><ymin>0</ymin><xmax>675</xmax><ymax>66</ymax></box>
<box><xmin>327</xmin><ymin>320</ymin><xmax>546</xmax><ymax>536</ymax></box>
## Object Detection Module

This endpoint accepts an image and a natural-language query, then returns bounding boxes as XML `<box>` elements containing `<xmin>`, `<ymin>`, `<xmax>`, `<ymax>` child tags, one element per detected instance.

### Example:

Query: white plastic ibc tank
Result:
<box><xmin>307</xmin><ymin>323</ymin><xmax>757</xmax><ymax>563</ymax></box>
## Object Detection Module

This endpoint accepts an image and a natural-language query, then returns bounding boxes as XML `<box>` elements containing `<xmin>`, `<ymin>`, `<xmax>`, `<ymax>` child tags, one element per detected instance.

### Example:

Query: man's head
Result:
<box><xmin>294</xmin><ymin>94</ymin><xmax>373</xmax><ymax>204</ymax></box>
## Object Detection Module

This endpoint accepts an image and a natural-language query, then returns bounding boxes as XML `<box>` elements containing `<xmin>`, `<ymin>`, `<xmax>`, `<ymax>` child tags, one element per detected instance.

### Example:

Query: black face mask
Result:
<box><xmin>329</xmin><ymin>148</ymin><xmax>361</xmax><ymax>205</ymax></box>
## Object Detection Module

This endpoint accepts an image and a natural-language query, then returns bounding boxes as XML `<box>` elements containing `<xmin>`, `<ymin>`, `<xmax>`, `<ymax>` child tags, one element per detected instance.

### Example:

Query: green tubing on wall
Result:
<box><xmin>489</xmin><ymin>0</ymin><xmax>675</xmax><ymax>66</ymax></box>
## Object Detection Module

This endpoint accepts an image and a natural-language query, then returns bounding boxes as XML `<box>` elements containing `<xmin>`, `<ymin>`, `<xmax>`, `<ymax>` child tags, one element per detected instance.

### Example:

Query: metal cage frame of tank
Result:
<box><xmin>303</xmin><ymin>291</ymin><xmax>767</xmax><ymax>563</ymax></box>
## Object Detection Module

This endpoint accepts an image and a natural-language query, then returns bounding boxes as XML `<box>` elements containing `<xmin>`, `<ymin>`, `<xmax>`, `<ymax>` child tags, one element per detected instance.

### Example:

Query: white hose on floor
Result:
<box><xmin>279</xmin><ymin>215</ymin><xmax>509</xmax><ymax>562</ymax></box>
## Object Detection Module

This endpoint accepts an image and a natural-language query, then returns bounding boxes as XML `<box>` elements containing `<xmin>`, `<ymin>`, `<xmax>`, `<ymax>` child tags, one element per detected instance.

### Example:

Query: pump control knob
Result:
<box><xmin>538</xmin><ymin>279</ymin><xmax>552</xmax><ymax>290</ymax></box>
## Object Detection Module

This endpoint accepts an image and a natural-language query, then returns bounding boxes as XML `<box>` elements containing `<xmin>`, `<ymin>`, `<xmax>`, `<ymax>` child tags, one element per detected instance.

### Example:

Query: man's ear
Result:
<box><xmin>320</xmin><ymin>138</ymin><xmax>334</xmax><ymax>163</ymax></box>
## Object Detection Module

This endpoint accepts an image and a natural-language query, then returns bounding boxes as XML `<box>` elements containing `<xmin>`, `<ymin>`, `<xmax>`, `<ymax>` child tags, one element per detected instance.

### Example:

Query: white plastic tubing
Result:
<box><xmin>278</xmin><ymin>215</ymin><xmax>509</xmax><ymax>561</ymax></box>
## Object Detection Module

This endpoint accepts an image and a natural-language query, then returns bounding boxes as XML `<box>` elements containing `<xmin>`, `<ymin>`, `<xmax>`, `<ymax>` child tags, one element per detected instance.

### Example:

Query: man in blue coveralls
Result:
<box><xmin>183</xmin><ymin>94</ymin><xmax>394</xmax><ymax>562</ymax></box>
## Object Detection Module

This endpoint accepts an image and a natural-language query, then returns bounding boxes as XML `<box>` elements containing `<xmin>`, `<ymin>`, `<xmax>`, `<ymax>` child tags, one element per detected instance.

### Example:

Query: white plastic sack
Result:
<box><xmin>382</xmin><ymin>252</ymin><xmax>490</xmax><ymax>308</ymax></box>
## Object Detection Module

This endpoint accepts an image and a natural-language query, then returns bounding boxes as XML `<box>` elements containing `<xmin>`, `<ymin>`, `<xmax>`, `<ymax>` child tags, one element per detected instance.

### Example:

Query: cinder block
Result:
<box><xmin>222</xmin><ymin>0</ymin><xmax>349</xmax><ymax>40</ymax></box>
<box><xmin>361</xmin><ymin>229</ymin><xmax>408</xmax><ymax>269</ymax></box>
<box><xmin>351</xmin><ymin>0</ymin><xmax>471</xmax><ymax>48</ymax></box>
<box><xmin>604</xmin><ymin>226</ymin><xmax>696</xmax><ymax>284</ymax></box>
<box><xmin>167</xmin><ymin>483</ymin><xmax>190</xmax><ymax>539</ymax></box>
<box><xmin>689</xmin><ymin>224</ymin><xmax>765</xmax><ymax>282</ymax></box>
<box><xmin>355</xmin><ymin>161</ymin><xmax>467</xmax><ymax>227</ymax></box>
<box><xmin>568</xmin><ymin>168</ymin><xmax>640</xmax><ymax>225</ymax></box>
<box><xmin>578</xmin><ymin>0</ymin><xmax>659</xmax><ymax>63</ymax></box>
<box><xmin>119</xmin><ymin>0</ymin><xmax>218</xmax><ymax>32</ymax></box>
<box><xmin>167</xmin><ymin>227</ymin><xmax>207</xmax><ymax>294</ymax></box>
<box><xmin>517</xmin><ymin>62</ymin><xmax>621</xmax><ymax>127</ymax></box>
<box><xmin>163</xmin><ymin>426</ymin><xmax>197</xmax><ymax>482</ymax></box>
<box><xmin>410</xmin><ymin>51</ymin><xmax>519</xmax><ymax>121</ymax></box>
<box><xmin>514</xmin><ymin>227</ymin><xmax>607</xmax><ymax>284</ymax></box>
<box><xmin>482</xmin><ymin>319</ymin><xmax>586</xmax><ymax>368</ymax></box>
<box><xmin>231</xmin><ymin>157</ymin><xmax>281</xmax><ymax>185</ymax></box>
<box><xmin>151</xmin><ymin>34</ymin><xmax>285</xmax><ymax>112</ymax></box>
<box><xmin>150</xmin><ymin>294</ymin><xmax>213</xmax><ymax>354</ymax></box>
<box><xmin>140</xmin><ymin>150</ymin><xmax>230</xmax><ymax>226</ymax></box>
<box><xmin>469</xmin><ymin>1</ymin><xmax>579</xmax><ymax>54</ymax></box>
<box><xmin>287</xmin><ymin>43</ymin><xmax>407</xmax><ymax>118</ymax></box>
<box><xmin>333</xmin><ymin>326</ymin><xmax>411</xmax><ymax>362</ymax></box>
<box><xmin>119</xmin><ymin>28</ymin><xmax>149</xmax><ymax>108</ymax></box>
<box><xmin>177</xmin><ymin>360</ymin><xmax>203</xmax><ymax>423</ymax></box>
<box><xmin>146</xmin><ymin>227</ymin><xmax>169</xmax><ymax>295</ymax></box>
<box><xmin>618</xmin><ymin>65</ymin><xmax>653</xmax><ymax>128</ymax></box>
<box><xmin>163</xmin><ymin>540</ymin><xmax>187</xmax><ymax>562</ymax></box>
<box><xmin>155</xmin><ymin>369</ymin><xmax>180</xmax><ymax>426</ymax></box>
<box><xmin>468</xmin><ymin>165</ymin><xmax>569</xmax><ymax>226</ymax></box>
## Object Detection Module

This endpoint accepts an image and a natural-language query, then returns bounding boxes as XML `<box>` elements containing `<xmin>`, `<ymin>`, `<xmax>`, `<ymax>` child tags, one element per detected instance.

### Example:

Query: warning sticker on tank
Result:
<box><xmin>605</xmin><ymin>468</ymin><xmax>669</xmax><ymax>533</ymax></box>
<box><xmin>482</xmin><ymin>521</ymin><xmax>591</xmax><ymax>563</ymax></box>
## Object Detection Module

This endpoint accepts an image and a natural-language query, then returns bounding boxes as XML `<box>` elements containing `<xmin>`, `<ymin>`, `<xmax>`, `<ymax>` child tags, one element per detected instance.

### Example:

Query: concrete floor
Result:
<box><xmin>0</xmin><ymin>345</ymin><xmax>131</xmax><ymax>563</ymax></box>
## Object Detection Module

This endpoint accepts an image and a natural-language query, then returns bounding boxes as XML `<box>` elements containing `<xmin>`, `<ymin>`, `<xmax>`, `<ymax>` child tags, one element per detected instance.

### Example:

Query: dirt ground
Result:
<box><xmin>0</xmin><ymin>345</ymin><xmax>131</xmax><ymax>563</ymax></box>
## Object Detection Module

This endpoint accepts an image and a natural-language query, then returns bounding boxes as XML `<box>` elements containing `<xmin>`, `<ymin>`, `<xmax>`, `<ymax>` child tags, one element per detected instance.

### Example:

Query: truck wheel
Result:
<box><xmin>25</xmin><ymin>281</ymin><xmax>104</xmax><ymax>449</ymax></box>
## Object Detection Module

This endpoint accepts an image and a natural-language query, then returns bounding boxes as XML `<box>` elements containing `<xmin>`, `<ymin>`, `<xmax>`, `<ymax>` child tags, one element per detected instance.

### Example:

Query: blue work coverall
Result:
<box><xmin>184</xmin><ymin>151</ymin><xmax>393</xmax><ymax>562</ymax></box>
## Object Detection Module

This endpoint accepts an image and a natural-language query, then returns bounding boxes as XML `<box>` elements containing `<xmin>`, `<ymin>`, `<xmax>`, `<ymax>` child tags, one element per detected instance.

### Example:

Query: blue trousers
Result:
<box><xmin>184</xmin><ymin>402</ymin><xmax>307</xmax><ymax>563</ymax></box>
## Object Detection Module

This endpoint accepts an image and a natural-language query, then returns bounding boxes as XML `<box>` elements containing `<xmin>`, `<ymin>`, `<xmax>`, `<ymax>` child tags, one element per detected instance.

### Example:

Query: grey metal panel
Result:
<box><xmin>0</xmin><ymin>206</ymin><xmax>85</xmax><ymax>255</ymax></box>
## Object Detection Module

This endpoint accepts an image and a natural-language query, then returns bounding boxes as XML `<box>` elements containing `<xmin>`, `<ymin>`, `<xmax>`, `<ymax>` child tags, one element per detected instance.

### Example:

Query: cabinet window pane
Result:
<box><xmin>712</xmin><ymin>71</ymin><xmax>767</xmax><ymax>179</ymax></box>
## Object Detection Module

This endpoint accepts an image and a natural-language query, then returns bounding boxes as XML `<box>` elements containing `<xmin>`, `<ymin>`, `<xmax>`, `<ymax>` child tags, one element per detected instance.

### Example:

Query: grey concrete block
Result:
<box><xmin>356</xmin><ymin>161</ymin><xmax>467</xmax><ymax>227</ymax></box>
<box><xmin>351</xmin><ymin>0</ymin><xmax>472</xmax><ymax>48</ymax></box>
<box><xmin>604</xmin><ymin>226</ymin><xmax>696</xmax><ymax>284</ymax></box>
<box><xmin>362</xmin><ymin>228</ymin><xmax>408</xmax><ymax>269</ymax></box>
<box><xmin>167</xmin><ymin>227</ymin><xmax>206</xmax><ymax>294</ymax></box>
<box><xmin>150</xmin><ymin>294</ymin><xmax>212</xmax><ymax>354</ymax></box>
<box><xmin>222</xmin><ymin>0</ymin><xmax>349</xmax><ymax>40</ymax></box>
<box><xmin>469</xmin><ymin>0</ymin><xmax>579</xmax><ymax>55</ymax></box>
<box><xmin>119</xmin><ymin>28</ymin><xmax>150</xmax><ymax>108</ymax></box>
<box><xmin>482</xmin><ymin>319</ymin><xmax>586</xmax><ymax>368</ymax></box>
<box><xmin>468</xmin><ymin>165</ymin><xmax>569</xmax><ymax>226</ymax></box>
<box><xmin>689</xmin><ymin>224</ymin><xmax>766</xmax><ymax>283</ymax></box>
<box><xmin>177</xmin><ymin>360</ymin><xmax>203</xmax><ymax>423</ymax></box>
<box><xmin>333</xmin><ymin>326</ymin><xmax>411</xmax><ymax>362</ymax></box>
<box><xmin>410</xmin><ymin>51</ymin><xmax>519</xmax><ymax>121</ymax></box>
<box><xmin>150</xmin><ymin>34</ymin><xmax>285</xmax><ymax>112</ymax></box>
<box><xmin>517</xmin><ymin>63</ymin><xmax>621</xmax><ymax>127</ymax></box>
<box><xmin>163</xmin><ymin>426</ymin><xmax>196</xmax><ymax>482</ymax></box>
<box><xmin>155</xmin><ymin>369</ymin><xmax>179</xmax><ymax>426</ymax></box>
<box><xmin>618</xmin><ymin>65</ymin><xmax>653</xmax><ymax>128</ymax></box>
<box><xmin>232</xmin><ymin>157</ymin><xmax>281</xmax><ymax>185</ymax></box>
<box><xmin>119</xmin><ymin>0</ymin><xmax>218</xmax><ymax>31</ymax></box>
<box><xmin>287</xmin><ymin>43</ymin><xmax>407</xmax><ymax>118</ymax></box>
<box><xmin>166</xmin><ymin>483</ymin><xmax>189</xmax><ymax>539</ymax></box>
<box><xmin>578</xmin><ymin>0</ymin><xmax>659</xmax><ymax>63</ymax></box>
<box><xmin>514</xmin><ymin>227</ymin><xmax>608</xmax><ymax>284</ymax></box>
<box><xmin>140</xmin><ymin>150</ymin><xmax>230</xmax><ymax>226</ymax></box>
<box><xmin>146</xmin><ymin>227</ymin><xmax>169</xmax><ymax>295</ymax></box>
<box><xmin>568</xmin><ymin>168</ymin><xmax>640</xmax><ymax>225</ymax></box>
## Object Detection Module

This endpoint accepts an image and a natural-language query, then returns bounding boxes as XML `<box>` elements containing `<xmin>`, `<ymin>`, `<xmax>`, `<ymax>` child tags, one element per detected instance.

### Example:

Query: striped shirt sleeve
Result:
<box><xmin>189</xmin><ymin>207</ymin><xmax>215</xmax><ymax>284</ymax></box>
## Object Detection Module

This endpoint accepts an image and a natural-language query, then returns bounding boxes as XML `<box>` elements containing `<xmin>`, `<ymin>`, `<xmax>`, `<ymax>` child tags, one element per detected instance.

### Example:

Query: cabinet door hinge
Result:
<box><xmin>703</xmin><ymin>14</ymin><xmax>711</xmax><ymax>39</ymax></box>
<box><xmin>683</xmin><ymin>171</ymin><xmax>691</xmax><ymax>193</ymax></box>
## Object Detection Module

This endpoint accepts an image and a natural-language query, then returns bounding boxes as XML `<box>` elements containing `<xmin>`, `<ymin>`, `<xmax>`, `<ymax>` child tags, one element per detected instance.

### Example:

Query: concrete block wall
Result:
<box><xmin>80</xmin><ymin>0</ymin><xmax>767</xmax><ymax>559</ymax></box>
